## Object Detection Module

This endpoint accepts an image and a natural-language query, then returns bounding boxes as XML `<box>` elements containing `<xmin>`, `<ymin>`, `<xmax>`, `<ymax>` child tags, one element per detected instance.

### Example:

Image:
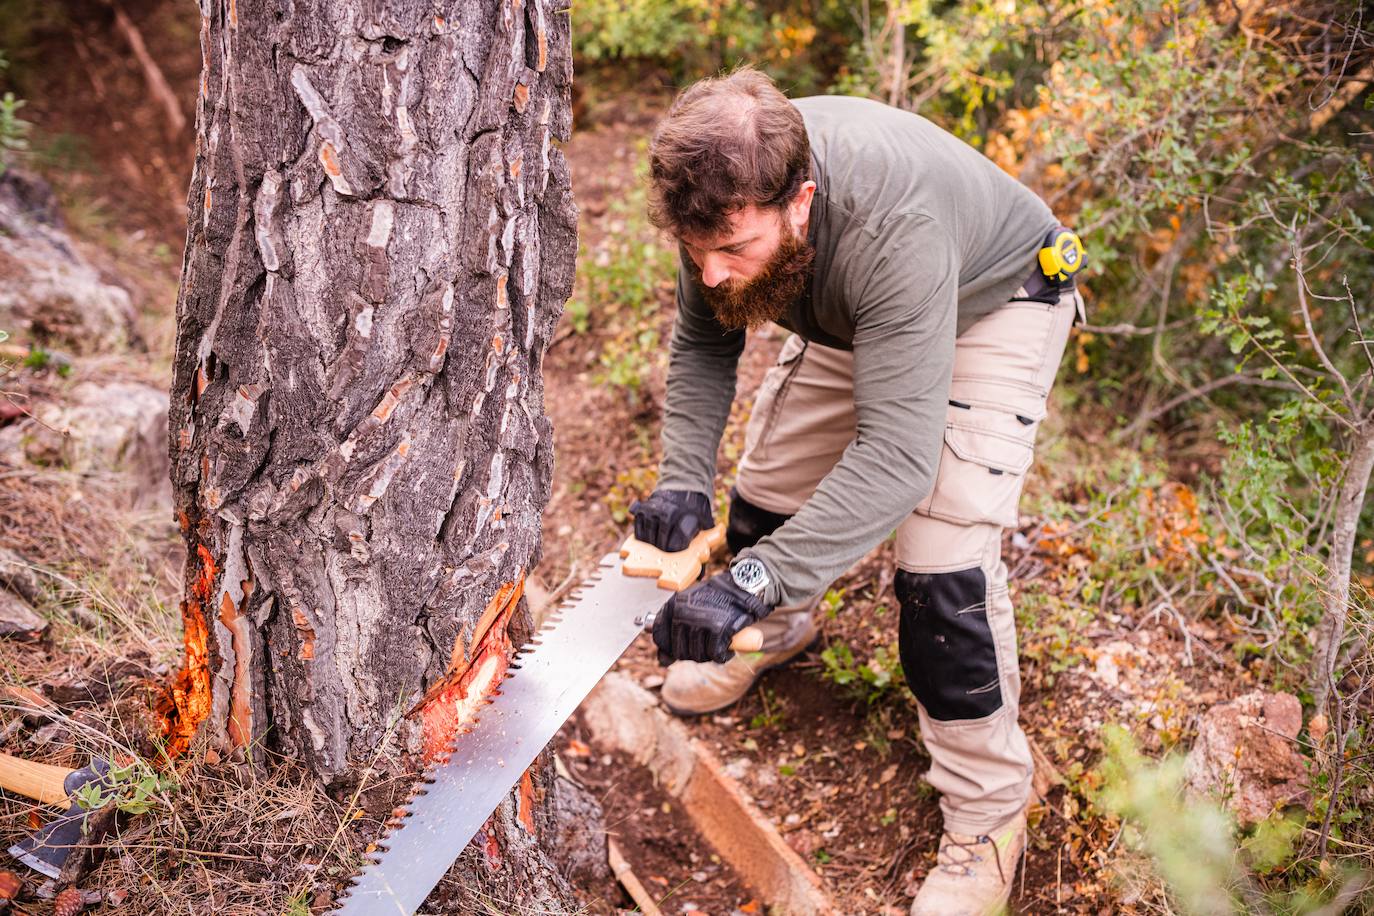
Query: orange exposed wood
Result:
<box><xmin>513</xmin><ymin>83</ymin><xmax>529</xmax><ymax>113</ymax></box>
<box><xmin>320</xmin><ymin>141</ymin><xmax>343</xmax><ymax>177</ymax></box>
<box><xmin>518</xmin><ymin>766</ymin><xmax>536</xmax><ymax>833</ymax></box>
<box><xmin>483</xmin><ymin>830</ymin><xmax>503</xmax><ymax>870</ymax></box>
<box><xmin>292</xmin><ymin>605</ymin><xmax>317</xmax><ymax>661</ymax></box>
<box><xmin>218</xmin><ymin>580</ymin><xmax>254</xmax><ymax>751</ymax></box>
<box><xmin>411</xmin><ymin>574</ymin><xmax>525</xmax><ymax>764</ymax></box>
<box><xmin>157</xmin><ymin>543</ymin><xmax>218</xmax><ymax>758</ymax></box>
<box><xmin>371</xmin><ymin>377</ymin><xmax>415</xmax><ymax>421</ymax></box>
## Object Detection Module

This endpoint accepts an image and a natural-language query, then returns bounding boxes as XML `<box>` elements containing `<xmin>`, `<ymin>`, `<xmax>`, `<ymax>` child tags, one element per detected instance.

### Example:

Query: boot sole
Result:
<box><xmin>660</xmin><ymin>633</ymin><xmax>822</xmax><ymax>718</ymax></box>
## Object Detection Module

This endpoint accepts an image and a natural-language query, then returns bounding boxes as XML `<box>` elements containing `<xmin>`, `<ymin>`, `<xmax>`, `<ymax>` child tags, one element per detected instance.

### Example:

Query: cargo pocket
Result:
<box><xmin>916</xmin><ymin>404</ymin><xmax>1036</xmax><ymax>529</ymax></box>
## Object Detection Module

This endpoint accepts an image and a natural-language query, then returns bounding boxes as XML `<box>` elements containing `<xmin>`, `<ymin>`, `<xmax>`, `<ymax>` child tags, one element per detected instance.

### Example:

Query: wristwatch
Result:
<box><xmin>729</xmin><ymin>556</ymin><xmax>771</xmax><ymax>598</ymax></box>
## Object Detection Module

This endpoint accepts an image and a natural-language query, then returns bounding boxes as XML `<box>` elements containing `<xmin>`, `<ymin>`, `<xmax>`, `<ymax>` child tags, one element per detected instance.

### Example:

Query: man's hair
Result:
<box><xmin>648</xmin><ymin>67</ymin><xmax>810</xmax><ymax>239</ymax></box>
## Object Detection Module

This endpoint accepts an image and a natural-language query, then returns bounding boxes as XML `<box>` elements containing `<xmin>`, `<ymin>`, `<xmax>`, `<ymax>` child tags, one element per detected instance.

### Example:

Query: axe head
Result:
<box><xmin>7</xmin><ymin>759</ymin><xmax>110</xmax><ymax>879</ymax></box>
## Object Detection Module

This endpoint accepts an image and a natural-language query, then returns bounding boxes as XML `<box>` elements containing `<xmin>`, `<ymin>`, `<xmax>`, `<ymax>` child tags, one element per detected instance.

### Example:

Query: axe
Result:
<box><xmin>1</xmin><ymin>753</ymin><xmax>111</xmax><ymax>879</ymax></box>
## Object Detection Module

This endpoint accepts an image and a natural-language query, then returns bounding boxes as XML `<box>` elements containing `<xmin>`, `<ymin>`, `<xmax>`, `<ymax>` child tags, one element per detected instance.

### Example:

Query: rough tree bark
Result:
<box><xmin>165</xmin><ymin>0</ymin><xmax>588</xmax><ymax>907</ymax></box>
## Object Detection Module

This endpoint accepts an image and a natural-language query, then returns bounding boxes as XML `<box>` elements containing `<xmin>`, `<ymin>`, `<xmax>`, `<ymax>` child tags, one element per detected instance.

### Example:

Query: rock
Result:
<box><xmin>785</xmin><ymin>828</ymin><xmax>821</xmax><ymax>859</ymax></box>
<box><xmin>1184</xmin><ymin>691</ymin><xmax>1309</xmax><ymax>826</ymax></box>
<box><xmin>1</xmin><ymin>381</ymin><xmax>169</xmax><ymax>506</ymax></box>
<box><xmin>0</xmin><ymin>547</ymin><xmax>43</xmax><ymax>602</ymax></box>
<box><xmin>0</xmin><ymin>170</ymin><xmax>137</xmax><ymax>355</ymax></box>
<box><xmin>29</xmin><ymin>721</ymin><xmax>68</xmax><ymax>747</ymax></box>
<box><xmin>0</xmin><ymin>590</ymin><xmax>46</xmax><ymax>639</ymax></box>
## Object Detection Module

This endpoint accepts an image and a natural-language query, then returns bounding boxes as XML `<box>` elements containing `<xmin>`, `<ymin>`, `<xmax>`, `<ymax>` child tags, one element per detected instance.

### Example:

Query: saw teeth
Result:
<box><xmin>329</xmin><ymin>558</ymin><xmax>654</xmax><ymax>915</ymax></box>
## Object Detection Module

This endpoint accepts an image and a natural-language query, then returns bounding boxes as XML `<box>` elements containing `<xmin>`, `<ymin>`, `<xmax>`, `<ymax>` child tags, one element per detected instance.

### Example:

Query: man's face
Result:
<box><xmin>678</xmin><ymin>182</ymin><xmax>817</xmax><ymax>330</ymax></box>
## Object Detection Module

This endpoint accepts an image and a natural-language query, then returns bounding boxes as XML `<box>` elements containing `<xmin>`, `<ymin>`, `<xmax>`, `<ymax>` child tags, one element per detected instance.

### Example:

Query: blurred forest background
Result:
<box><xmin>0</xmin><ymin>1</ymin><xmax>1370</xmax><ymax>913</ymax></box>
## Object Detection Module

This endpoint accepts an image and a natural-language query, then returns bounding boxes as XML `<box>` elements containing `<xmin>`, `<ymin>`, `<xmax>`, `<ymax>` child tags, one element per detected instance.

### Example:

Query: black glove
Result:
<box><xmin>653</xmin><ymin>572</ymin><xmax>772</xmax><ymax>665</ymax></box>
<box><xmin>628</xmin><ymin>489</ymin><xmax>713</xmax><ymax>552</ymax></box>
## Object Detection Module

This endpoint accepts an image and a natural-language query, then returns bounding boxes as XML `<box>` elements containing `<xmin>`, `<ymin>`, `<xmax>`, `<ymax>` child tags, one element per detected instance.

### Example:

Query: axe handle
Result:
<box><xmin>0</xmin><ymin>753</ymin><xmax>72</xmax><ymax>807</ymax></box>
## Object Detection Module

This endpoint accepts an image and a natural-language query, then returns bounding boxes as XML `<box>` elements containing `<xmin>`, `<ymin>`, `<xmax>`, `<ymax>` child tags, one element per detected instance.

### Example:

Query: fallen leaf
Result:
<box><xmin>880</xmin><ymin>764</ymin><xmax>898</xmax><ymax>784</ymax></box>
<box><xmin>1308</xmin><ymin>713</ymin><xmax>1329</xmax><ymax>747</ymax></box>
<box><xmin>739</xmin><ymin>900</ymin><xmax>761</xmax><ymax>913</ymax></box>
<box><xmin>0</xmin><ymin>870</ymin><xmax>20</xmax><ymax>900</ymax></box>
<box><xmin>565</xmin><ymin>739</ymin><xmax>591</xmax><ymax>757</ymax></box>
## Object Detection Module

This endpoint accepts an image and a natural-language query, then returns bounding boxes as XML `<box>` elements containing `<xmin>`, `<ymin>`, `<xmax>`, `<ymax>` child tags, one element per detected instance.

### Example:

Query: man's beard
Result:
<box><xmin>688</xmin><ymin>228</ymin><xmax>816</xmax><ymax>331</ymax></box>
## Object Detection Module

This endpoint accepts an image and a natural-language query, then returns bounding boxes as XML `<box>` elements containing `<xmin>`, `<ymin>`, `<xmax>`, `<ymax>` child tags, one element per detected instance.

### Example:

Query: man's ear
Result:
<box><xmin>788</xmin><ymin>180</ymin><xmax>817</xmax><ymax>232</ymax></box>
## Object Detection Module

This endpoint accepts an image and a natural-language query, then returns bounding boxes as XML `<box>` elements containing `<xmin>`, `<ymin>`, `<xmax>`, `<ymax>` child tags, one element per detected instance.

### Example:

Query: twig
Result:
<box><xmin>607</xmin><ymin>838</ymin><xmax>665</xmax><ymax>915</ymax></box>
<box><xmin>1076</xmin><ymin>318</ymin><xmax>1191</xmax><ymax>337</ymax></box>
<box><xmin>1118</xmin><ymin>373</ymin><xmax>1293</xmax><ymax>437</ymax></box>
<box><xmin>102</xmin><ymin>0</ymin><xmax>187</xmax><ymax>136</ymax></box>
<box><xmin>1292</xmin><ymin>240</ymin><xmax>1354</xmax><ymax>406</ymax></box>
<box><xmin>1315</xmin><ymin>681</ymin><xmax>1346</xmax><ymax>861</ymax></box>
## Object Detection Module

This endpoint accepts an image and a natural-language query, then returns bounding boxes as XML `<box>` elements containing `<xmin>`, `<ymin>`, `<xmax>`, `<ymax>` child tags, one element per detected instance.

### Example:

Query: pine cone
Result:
<box><xmin>52</xmin><ymin>886</ymin><xmax>85</xmax><ymax>916</ymax></box>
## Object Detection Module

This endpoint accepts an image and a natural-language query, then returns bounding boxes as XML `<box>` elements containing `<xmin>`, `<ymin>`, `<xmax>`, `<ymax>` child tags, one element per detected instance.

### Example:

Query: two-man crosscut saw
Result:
<box><xmin>331</xmin><ymin>526</ymin><xmax>760</xmax><ymax>915</ymax></box>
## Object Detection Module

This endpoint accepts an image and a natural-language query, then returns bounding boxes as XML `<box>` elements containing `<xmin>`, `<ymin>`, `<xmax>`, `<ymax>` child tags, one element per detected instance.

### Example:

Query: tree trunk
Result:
<box><xmin>165</xmin><ymin>0</ymin><xmax>583</xmax><ymax>907</ymax></box>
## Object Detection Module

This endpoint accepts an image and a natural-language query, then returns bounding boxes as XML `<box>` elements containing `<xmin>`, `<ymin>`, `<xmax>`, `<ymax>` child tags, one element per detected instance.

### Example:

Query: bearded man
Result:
<box><xmin>627</xmin><ymin>67</ymin><xmax>1085</xmax><ymax>915</ymax></box>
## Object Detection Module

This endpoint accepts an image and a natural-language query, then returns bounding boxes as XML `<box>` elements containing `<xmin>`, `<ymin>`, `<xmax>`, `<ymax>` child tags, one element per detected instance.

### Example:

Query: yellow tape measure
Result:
<box><xmin>1038</xmin><ymin>228</ymin><xmax>1087</xmax><ymax>282</ymax></box>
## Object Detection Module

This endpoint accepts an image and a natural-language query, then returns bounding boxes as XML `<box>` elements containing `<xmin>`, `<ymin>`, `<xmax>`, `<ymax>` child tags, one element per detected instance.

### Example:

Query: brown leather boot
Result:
<box><xmin>909</xmin><ymin>808</ymin><xmax>1026</xmax><ymax>916</ymax></box>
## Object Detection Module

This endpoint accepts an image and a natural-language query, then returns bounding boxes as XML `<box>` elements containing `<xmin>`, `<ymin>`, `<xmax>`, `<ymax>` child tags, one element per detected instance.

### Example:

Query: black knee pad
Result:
<box><xmin>725</xmin><ymin>489</ymin><xmax>793</xmax><ymax>556</ymax></box>
<box><xmin>895</xmin><ymin>568</ymin><xmax>1003</xmax><ymax>721</ymax></box>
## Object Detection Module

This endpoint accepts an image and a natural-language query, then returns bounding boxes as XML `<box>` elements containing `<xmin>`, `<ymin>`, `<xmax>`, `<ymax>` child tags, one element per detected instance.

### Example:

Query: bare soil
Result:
<box><xmin>561</xmin><ymin>719</ymin><xmax>755</xmax><ymax>915</ymax></box>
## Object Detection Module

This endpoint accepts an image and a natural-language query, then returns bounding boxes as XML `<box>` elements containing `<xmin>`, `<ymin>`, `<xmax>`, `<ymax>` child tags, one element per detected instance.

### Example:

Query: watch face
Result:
<box><xmin>731</xmin><ymin>558</ymin><xmax>769</xmax><ymax>595</ymax></box>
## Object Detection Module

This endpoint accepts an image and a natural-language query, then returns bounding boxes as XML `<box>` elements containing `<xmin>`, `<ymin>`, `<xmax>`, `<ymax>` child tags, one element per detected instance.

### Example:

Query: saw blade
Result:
<box><xmin>331</xmin><ymin>552</ymin><xmax>667</xmax><ymax>915</ymax></box>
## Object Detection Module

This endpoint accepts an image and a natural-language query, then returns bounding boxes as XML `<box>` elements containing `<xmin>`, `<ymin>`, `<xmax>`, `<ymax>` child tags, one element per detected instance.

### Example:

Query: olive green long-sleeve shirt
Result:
<box><xmin>656</xmin><ymin>96</ymin><xmax>1058</xmax><ymax>608</ymax></box>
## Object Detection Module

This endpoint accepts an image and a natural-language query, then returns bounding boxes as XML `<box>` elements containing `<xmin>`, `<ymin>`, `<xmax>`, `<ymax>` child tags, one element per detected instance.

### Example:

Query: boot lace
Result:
<box><xmin>935</xmin><ymin>831</ymin><xmax>1005</xmax><ymax>882</ymax></box>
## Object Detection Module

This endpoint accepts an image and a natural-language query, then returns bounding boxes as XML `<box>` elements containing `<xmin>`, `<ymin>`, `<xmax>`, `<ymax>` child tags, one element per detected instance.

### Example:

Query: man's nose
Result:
<box><xmin>700</xmin><ymin>254</ymin><xmax>730</xmax><ymax>288</ymax></box>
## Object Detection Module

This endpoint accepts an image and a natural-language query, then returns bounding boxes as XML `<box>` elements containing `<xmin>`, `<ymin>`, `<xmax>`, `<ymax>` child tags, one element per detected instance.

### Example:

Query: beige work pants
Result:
<box><xmin>735</xmin><ymin>287</ymin><xmax>1081</xmax><ymax>834</ymax></box>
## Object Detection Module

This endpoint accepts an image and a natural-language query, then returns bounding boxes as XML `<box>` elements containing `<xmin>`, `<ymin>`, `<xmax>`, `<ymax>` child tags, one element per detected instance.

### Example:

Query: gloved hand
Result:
<box><xmin>653</xmin><ymin>571</ymin><xmax>772</xmax><ymax>665</ymax></box>
<box><xmin>629</xmin><ymin>489</ymin><xmax>714</xmax><ymax>553</ymax></box>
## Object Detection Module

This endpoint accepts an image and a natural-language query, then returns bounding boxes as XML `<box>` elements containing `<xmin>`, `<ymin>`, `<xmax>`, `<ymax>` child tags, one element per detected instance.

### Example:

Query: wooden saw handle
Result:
<box><xmin>619</xmin><ymin>525</ymin><xmax>765</xmax><ymax>653</ymax></box>
<box><xmin>0</xmin><ymin>752</ymin><xmax>73</xmax><ymax>807</ymax></box>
